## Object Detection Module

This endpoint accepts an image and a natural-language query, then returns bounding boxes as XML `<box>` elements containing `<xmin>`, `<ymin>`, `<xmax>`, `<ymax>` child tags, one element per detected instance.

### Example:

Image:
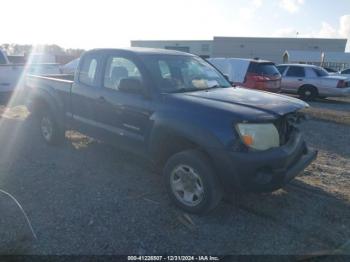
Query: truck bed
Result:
<box><xmin>26</xmin><ymin>74</ymin><xmax>74</xmax><ymax>115</ymax></box>
<box><xmin>26</xmin><ymin>74</ymin><xmax>74</xmax><ymax>91</ymax></box>
<box><xmin>0</xmin><ymin>63</ymin><xmax>62</xmax><ymax>93</ymax></box>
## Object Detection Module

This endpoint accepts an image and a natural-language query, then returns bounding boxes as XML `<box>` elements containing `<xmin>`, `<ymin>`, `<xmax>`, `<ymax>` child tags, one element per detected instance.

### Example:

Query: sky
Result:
<box><xmin>1</xmin><ymin>0</ymin><xmax>350</xmax><ymax>50</ymax></box>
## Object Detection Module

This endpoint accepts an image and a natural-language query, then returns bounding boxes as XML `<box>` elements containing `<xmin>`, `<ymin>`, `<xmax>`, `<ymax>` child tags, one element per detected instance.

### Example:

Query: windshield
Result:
<box><xmin>140</xmin><ymin>55</ymin><xmax>231</xmax><ymax>93</ymax></box>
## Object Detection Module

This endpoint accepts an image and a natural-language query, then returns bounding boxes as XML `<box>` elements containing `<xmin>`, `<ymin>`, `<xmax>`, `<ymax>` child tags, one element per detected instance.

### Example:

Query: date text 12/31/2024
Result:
<box><xmin>127</xmin><ymin>256</ymin><xmax>220</xmax><ymax>261</ymax></box>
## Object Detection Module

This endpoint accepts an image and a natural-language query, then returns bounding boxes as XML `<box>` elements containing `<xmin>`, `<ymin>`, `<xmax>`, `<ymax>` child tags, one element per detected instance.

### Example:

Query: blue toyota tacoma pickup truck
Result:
<box><xmin>26</xmin><ymin>48</ymin><xmax>317</xmax><ymax>214</ymax></box>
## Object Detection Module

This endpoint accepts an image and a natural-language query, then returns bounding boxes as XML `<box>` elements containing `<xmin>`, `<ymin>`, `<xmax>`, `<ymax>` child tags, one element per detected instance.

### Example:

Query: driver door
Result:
<box><xmin>94</xmin><ymin>53</ymin><xmax>153</xmax><ymax>155</ymax></box>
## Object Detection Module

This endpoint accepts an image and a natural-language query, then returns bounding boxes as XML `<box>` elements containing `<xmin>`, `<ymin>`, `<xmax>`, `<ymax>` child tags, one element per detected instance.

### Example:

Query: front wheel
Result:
<box><xmin>39</xmin><ymin>110</ymin><xmax>65</xmax><ymax>145</ymax></box>
<box><xmin>298</xmin><ymin>86</ymin><xmax>318</xmax><ymax>101</ymax></box>
<box><xmin>163</xmin><ymin>150</ymin><xmax>223</xmax><ymax>214</ymax></box>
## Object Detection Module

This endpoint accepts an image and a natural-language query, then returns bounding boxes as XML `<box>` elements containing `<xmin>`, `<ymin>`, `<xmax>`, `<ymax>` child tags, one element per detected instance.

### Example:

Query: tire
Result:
<box><xmin>298</xmin><ymin>85</ymin><xmax>318</xmax><ymax>101</ymax></box>
<box><xmin>163</xmin><ymin>149</ymin><xmax>223</xmax><ymax>214</ymax></box>
<box><xmin>38</xmin><ymin>109</ymin><xmax>65</xmax><ymax>145</ymax></box>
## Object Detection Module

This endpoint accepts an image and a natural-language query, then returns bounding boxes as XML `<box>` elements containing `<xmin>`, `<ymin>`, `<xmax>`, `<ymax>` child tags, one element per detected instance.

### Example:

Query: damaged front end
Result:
<box><xmin>274</xmin><ymin>110</ymin><xmax>306</xmax><ymax>146</ymax></box>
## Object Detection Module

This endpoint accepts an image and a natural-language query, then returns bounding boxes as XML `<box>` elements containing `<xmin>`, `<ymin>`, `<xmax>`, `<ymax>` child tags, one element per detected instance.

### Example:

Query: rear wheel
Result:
<box><xmin>39</xmin><ymin>109</ymin><xmax>65</xmax><ymax>145</ymax></box>
<box><xmin>163</xmin><ymin>150</ymin><xmax>223</xmax><ymax>214</ymax></box>
<box><xmin>298</xmin><ymin>85</ymin><xmax>318</xmax><ymax>101</ymax></box>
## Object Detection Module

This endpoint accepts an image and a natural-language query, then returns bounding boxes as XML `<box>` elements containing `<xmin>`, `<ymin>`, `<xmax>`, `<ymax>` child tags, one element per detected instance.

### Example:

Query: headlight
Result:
<box><xmin>236</xmin><ymin>123</ymin><xmax>280</xmax><ymax>151</ymax></box>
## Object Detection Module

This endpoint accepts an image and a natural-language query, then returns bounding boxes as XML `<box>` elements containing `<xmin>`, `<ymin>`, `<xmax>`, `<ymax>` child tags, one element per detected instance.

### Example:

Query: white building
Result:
<box><xmin>131</xmin><ymin>40</ymin><xmax>212</xmax><ymax>58</ymax></box>
<box><xmin>212</xmin><ymin>37</ymin><xmax>346</xmax><ymax>63</ymax></box>
<box><xmin>131</xmin><ymin>37</ymin><xmax>347</xmax><ymax>63</ymax></box>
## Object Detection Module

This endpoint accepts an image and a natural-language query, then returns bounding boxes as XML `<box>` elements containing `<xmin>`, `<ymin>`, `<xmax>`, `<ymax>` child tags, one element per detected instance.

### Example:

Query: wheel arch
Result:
<box><xmin>148</xmin><ymin>125</ymin><xmax>217</xmax><ymax>169</ymax></box>
<box><xmin>28</xmin><ymin>87</ymin><xmax>65</xmax><ymax>129</ymax></box>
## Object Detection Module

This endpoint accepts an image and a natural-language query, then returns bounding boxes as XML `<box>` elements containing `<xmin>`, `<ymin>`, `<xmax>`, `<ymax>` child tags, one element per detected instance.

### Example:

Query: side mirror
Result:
<box><xmin>118</xmin><ymin>78</ymin><xmax>144</xmax><ymax>94</ymax></box>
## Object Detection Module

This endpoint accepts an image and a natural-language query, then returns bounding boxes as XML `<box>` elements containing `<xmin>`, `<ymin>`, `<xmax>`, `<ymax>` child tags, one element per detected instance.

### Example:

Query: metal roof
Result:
<box><xmin>283</xmin><ymin>50</ymin><xmax>322</xmax><ymax>62</ymax></box>
<box><xmin>323</xmin><ymin>52</ymin><xmax>350</xmax><ymax>62</ymax></box>
<box><xmin>284</xmin><ymin>50</ymin><xmax>350</xmax><ymax>63</ymax></box>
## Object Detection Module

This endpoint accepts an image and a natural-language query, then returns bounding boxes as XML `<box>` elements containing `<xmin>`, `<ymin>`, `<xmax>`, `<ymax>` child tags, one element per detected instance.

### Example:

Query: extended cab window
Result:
<box><xmin>286</xmin><ymin>66</ymin><xmax>305</xmax><ymax>77</ymax></box>
<box><xmin>159</xmin><ymin>60</ymin><xmax>171</xmax><ymax>79</ymax></box>
<box><xmin>0</xmin><ymin>51</ymin><xmax>7</xmax><ymax>64</ymax></box>
<box><xmin>104</xmin><ymin>57</ymin><xmax>142</xmax><ymax>90</ymax></box>
<box><xmin>79</xmin><ymin>56</ymin><xmax>98</xmax><ymax>86</ymax></box>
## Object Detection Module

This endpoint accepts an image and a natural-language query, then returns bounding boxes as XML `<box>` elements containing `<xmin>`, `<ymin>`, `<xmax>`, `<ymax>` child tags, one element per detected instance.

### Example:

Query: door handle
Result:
<box><xmin>98</xmin><ymin>96</ymin><xmax>106</xmax><ymax>103</ymax></box>
<box><xmin>115</xmin><ymin>103</ymin><xmax>125</xmax><ymax>110</ymax></box>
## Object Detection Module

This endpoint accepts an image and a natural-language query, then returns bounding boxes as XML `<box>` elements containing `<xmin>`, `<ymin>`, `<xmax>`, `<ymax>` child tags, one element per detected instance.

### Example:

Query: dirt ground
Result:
<box><xmin>0</xmin><ymin>96</ymin><xmax>349</xmax><ymax>256</ymax></box>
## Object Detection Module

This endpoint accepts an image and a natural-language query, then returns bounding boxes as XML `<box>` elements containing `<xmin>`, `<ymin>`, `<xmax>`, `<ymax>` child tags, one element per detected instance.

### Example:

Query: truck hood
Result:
<box><xmin>171</xmin><ymin>87</ymin><xmax>308</xmax><ymax>117</ymax></box>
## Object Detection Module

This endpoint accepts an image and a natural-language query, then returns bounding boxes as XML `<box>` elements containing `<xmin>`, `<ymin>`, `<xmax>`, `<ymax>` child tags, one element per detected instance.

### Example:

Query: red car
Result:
<box><xmin>209</xmin><ymin>58</ymin><xmax>282</xmax><ymax>93</ymax></box>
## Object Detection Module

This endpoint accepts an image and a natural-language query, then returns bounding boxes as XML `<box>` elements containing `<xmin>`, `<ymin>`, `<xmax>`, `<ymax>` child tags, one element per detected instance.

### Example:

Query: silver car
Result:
<box><xmin>277</xmin><ymin>64</ymin><xmax>350</xmax><ymax>100</ymax></box>
<box><xmin>336</xmin><ymin>68</ymin><xmax>350</xmax><ymax>79</ymax></box>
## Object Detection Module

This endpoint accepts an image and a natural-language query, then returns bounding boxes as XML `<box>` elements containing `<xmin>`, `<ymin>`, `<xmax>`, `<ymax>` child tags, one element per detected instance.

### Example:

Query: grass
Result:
<box><xmin>302</xmin><ymin>107</ymin><xmax>350</xmax><ymax>125</ymax></box>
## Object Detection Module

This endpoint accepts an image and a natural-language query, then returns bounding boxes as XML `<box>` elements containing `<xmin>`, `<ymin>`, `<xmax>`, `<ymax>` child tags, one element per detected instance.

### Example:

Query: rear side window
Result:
<box><xmin>342</xmin><ymin>69</ymin><xmax>350</xmax><ymax>74</ymax></box>
<box><xmin>313</xmin><ymin>68</ymin><xmax>328</xmax><ymax>77</ymax></box>
<box><xmin>79</xmin><ymin>56</ymin><xmax>99</xmax><ymax>86</ymax></box>
<box><xmin>248</xmin><ymin>62</ymin><xmax>280</xmax><ymax>76</ymax></box>
<box><xmin>286</xmin><ymin>66</ymin><xmax>305</xmax><ymax>77</ymax></box>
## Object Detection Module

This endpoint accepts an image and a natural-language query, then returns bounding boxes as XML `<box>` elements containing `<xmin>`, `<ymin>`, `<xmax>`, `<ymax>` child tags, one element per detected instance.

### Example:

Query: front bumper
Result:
<box><xmin>208</xmin><ymin>131</ymin><xmax>317</xmax><ymax>192</ymax></box>
<box><xmin>334</xmin><ymin>87</ymin><xmax>350</xmax><ymax>97</ymax></box>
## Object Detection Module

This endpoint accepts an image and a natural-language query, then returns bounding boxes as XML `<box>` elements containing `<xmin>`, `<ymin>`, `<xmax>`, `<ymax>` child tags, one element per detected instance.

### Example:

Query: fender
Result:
<box><xmin>147</xmin><ymin>111</ymin><xmax>225</xmax><ymax>159</ymax></box>
<box><xmin>27</xmin><ymin>82</ymin><xmax>66</xmax><ymax>129</ymax></box>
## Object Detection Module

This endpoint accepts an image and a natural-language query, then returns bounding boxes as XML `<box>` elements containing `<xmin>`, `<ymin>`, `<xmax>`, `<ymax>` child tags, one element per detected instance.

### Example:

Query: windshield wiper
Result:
<box><xmin>171</xmin><ymin>88</ymin><xmax>199</xmax><ymax>93</ymax></box>
<box><xmin>170</xmin><ymin>85</ymin><xmax>228</xmax><ymax>93</ymax></box>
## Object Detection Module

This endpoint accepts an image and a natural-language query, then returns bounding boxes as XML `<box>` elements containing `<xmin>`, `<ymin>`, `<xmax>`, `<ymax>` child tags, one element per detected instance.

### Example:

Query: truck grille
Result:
<box><xmin>274</xmin><ymin>112</ymin><xmax>301</xmax><ymax>145</ymax></box>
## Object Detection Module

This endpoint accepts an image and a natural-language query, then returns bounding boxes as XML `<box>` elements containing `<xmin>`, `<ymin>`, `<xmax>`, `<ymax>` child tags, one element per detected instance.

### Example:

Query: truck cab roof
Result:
<box><xmin>87</xmin><ymin>47</ymin><xmax>195</xmax><ymax>56</ymax></box>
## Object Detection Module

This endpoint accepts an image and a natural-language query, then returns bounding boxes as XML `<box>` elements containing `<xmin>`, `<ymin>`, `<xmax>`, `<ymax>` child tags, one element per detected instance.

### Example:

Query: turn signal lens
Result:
<box><xmin>242</xmin><ymin>135</ymin><xmax>253</xmax><ymax>146</ymax></box>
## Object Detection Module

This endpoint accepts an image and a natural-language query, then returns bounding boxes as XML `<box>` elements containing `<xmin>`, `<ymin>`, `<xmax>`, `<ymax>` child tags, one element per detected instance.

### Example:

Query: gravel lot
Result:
<box><xmin>0</xmin><ymin>96</ymin><xmax>349</xmax><ymax>255</ymax></box>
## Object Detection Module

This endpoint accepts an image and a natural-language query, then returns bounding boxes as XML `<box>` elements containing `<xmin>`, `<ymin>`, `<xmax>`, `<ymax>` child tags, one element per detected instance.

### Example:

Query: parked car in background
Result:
<box><xmin>337</xmin><ymin>68</ymin><xmax>350</xmax><ymax>79</ymax></box>
<box><xmin>277</xmin><ymin>64</ymin><xmax>350</xmax><ymax>100</ymax></box>
<box><xmin>60</xmin><ymin>58</ymin><xmax>80</xmax><ymax>74</ymax></box>
<box><xmin>208</xmin><ymin>58</ymin><xmax>281</xmax><ymax>93</ymax></box>
<box><xmin>26</xmin><ymin>48</ymin><xmax>316</xmax><ymax>214</ymax></box>
<box><xmin>0</xmin><ymin>49</ymin><xmax>60</xmax><ymax>95</ymax></box>
<box><xmin>29</xmin><ymin>53</ymin><xmax>56</xmax><ymax>64</ymax></box>
<box><xmin>323</xmin><ymin>67</ymin><xmax>337</xmax><ymax>73</ymax></box>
